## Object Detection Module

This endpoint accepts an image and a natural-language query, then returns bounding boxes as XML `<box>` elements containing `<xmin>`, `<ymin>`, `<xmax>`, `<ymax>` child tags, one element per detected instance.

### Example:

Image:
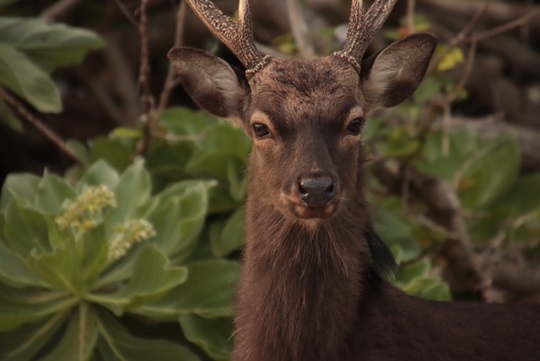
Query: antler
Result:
<box><xmin>186</xmin><ymin>0</ymin><xmax>270</xmax><ymax>78</ymax></box>
<box><xmin>334</xmin><ymin>0</ymin><xmax>398</xmax><ymax>73</ymax></box>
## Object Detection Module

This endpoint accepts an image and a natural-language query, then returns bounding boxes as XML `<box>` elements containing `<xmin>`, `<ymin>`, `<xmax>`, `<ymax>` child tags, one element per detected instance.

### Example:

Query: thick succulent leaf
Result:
<box><xmin>179</xmin><ymin>314</ymin><xmax>233</xmax><ymax>361</ymax></box>
<box><xmin>0</xmin><ymin>240</ymin><xmax>45</xmax><ymax>288</ymax></box>
<box><xmin>186</xmin><ymin>124</ymin><xmax>251</xmax><ymax>181</ymax></box>
<box><xmin>78</xmin><ymin>160</ymin><xmax>120</xmax><ymax>189</ymax></box>
<box><xmin>96</xmin><ymin>309</ymin><xmax>200</xmax><ymax>361</ymax></box>
<box><xmin>160</xmin><ymin>107</ymin><xmax>218</xmax><ymax>137</ymax></box>
<box><xmin>89</xmin><ymin>246</ymin><xmax>188</xmax><ymax>316</ymax></box>
<box><xmin>25</xmin><ymin>240</ymin><xmax>81</xmax><ymax>292</ymax></box>
<box><xmin>0</xmin><ymin>43</ymin><xmax>61</xmax><ymax>112</ymax></box>
<box><xmin>0</xmin><ymin>173</ymin><xmax>40</xmax><ymax>211</ymax></box>
<box><xmin>210</xmin><ymin>207</ymin><xmax>245</xmax><ymax>258</ymax></box>
<box><xmin>107</xmin><ymin>159</ymin><xmax>151</xmax><ymax>225</ymax></box>
<box><xmin>39</xmin><ymin>304</ymin><xmax>98</xmax><ymax>361</ymax></box>
<box><xmin>146</xmin><ymin>142</ymin><xmax>192</xmax><ymax>191</ymax></box>
<box><xmin>148</xmin><ymin>180</ymin><xmax>215</xmax><ymax>258</ymax></box>
<box><xmin>3</xmin><ymin>200</ymin><xmax>50</xmax><ymax>258</ymax></box>
<box><xmin>227</xmin><ymin>160</ymin><xmax>248</xmax><ymax>202</ymax></box>
<box><xmin>0</xmin><ymin>283</ymin><xmax>75</xmax><ymax>331</ymax></box>
<box><xmin>0</xmin><ymin>313</ymin><xmax>66</xmax><ymax>361</ymax></box>
<box><xmin>134</xmin><ymin>260</ymin><xmax>240</xmax><ymax>319</ymax></box>
<box><xmin>88</xmin><ymin>138</ymin><xmax>133</xmax><ymax>173</ymax></box>
<box><xmin>80</xmin><ymin>226</ymin><xmax>110</xmax><ymax>285</ymax></box>
<box><xmin>34</xmin><ymin>172</ymin><xmax>76</xmax><ymax>215</ymax></box>
<box><xmin>0</xmin><ymin>16</ymin><xmax>104</xmax><ymax>70</ymax></box>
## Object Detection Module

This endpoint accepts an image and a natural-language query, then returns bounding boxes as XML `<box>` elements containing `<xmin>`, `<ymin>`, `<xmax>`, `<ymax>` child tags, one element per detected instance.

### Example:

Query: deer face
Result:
<box><xmin>246</xmin><ymin>57</ymin><xmax>363</xmax><ymax>219</ymax></box>
<box><xmin>169</xmin><ymin>0</ymin><xmax>436</xmax><ymax>221</ymax></box>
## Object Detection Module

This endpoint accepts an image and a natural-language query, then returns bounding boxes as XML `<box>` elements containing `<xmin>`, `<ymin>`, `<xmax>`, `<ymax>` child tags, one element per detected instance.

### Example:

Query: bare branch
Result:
<box><xmin>471</xmin><ymin>7</ymin><xmax>540</xmax><ymax>43</ymax></box>
<box><xmin>286</xmin><ymin>0</ymin><xmax>316</xmax><ymax>59</ymax></box>
<box><xmin>136</xmin><ymin>0</ymin><xmax>155</xmax><ymax>157</ymax></box>
<box><xmin>41</xmin><ymin>0</ymin><xmax>82</xmax><ymax>21</ymax></box>
<box><xmin>155</xmin><ymin>0</ymin><xmax>188</xmax><ymax>121</ymax></box>
<box><xmin>406</xmin><ymin>0</ymin><xmax>416</xmax><ymax>33</ymax></box>
<box><xmin>0</xmin><ymin>86</ymin><xmax>86</xmax><ymax>166</ymax></box>
<box><xmin>112</xmin><ymin>0</ymin><xmax>139</xmax><ymax>28</ymax></box>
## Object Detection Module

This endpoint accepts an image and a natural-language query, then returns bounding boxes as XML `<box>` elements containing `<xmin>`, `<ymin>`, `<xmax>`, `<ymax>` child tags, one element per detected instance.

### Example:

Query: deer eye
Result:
<box><xmin>345</xmin><ymin>117</ymin><xmax>364</xmax><ymax>136</ymax></box>
<box><xmin>252</xmin><ymin>123</ymin><xmax>271</xmax><ymax>138</ymax></box>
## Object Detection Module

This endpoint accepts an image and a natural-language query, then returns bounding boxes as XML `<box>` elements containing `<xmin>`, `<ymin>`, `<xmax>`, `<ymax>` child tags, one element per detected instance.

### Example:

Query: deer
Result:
<box><xmin>169</xmin><ymin>0</ymin><xmax>540</xmax><ymax>360</ymax></box>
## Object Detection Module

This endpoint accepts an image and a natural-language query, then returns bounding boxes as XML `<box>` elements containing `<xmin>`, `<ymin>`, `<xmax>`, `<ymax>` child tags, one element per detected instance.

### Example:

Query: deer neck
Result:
<box><xmin>234</xmin><ymin>178</ymin><xmax>371</xmax><ymax>361</ymax></box>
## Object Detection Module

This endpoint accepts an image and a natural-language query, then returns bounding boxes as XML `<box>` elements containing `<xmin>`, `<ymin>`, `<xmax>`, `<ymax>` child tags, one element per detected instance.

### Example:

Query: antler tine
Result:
<box><xmin>186</xmin><ymin>0</ymin><xmax>269</xmax><ymax>77</ymax></box>
<box><xmin>335</xmin><ymin>0</ymin><xmax>397</xmax><ymax>72</ymax></box>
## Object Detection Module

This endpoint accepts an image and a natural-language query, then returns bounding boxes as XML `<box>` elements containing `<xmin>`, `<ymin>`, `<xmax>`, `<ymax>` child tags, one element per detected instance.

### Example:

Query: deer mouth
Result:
<box><xmin>282</xmin><ymin>193</ymin><xmax>341</xmax><ymax>220</ymax></box>
<box><xmin>292</xmin><ymin>203</ymin><xmax>338</xmax><ymax>220</ymax></box>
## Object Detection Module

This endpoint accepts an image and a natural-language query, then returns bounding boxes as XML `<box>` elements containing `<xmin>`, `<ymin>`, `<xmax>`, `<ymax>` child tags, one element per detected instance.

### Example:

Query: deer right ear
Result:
<box><xmin>360</xmin><ymin>33</ymin><xmax>436</xmax><ymax>112</ymax></box>
<box><xmin>168</xmin><ymin>47</ymin><xmax>249</xmax><ymax>124</ymax></box>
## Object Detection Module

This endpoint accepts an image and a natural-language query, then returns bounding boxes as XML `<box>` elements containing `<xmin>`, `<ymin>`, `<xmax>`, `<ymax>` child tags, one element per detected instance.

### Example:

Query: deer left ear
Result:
<box><xmin>168</xmin><ymin>47</ymin><xmax>249</xmax><ymax>125</ymax></box>
<box><xmin>361</xmin><ymin>33</ymin><xmax>436</xmax><ymax>112</ymax></box>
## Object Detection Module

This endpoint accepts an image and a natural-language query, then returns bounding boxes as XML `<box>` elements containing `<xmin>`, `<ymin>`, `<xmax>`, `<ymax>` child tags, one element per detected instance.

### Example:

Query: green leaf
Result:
<box><xmin>96</xmin><ymin>309</ymin><xmax>200</xmax><ymax>361</ymax></box>
<box><xmin>149</xmin><ymin>180</ymin><xmax>215</xmax><ymax>258</ymax></box>
<box><xmin>0</xmin><ymin>240</ymin><xmax>45</xmax><ymax>288</ymax></box>
<box><xmin>34</xmin><ymin>172</ymin><xmax>76</xmax><ymax>215</ymax></box>
<box><xmin>227</xmin><ymin>160</ymin><xmax>248</xmax><ymax>202</ymax></box>
<box><xmin>0</xmin><ymin>43</ymin><xmax>62</xmax><ymax>112</ymax></box>
<box><xmin>413</xmin><ymin>76</ymin><xmax>443</xmax><ymax>104</ymax></box>
<box><xmin>179</xmin><ymin>314</ymin><xmax>233</xmax><ymax>361</ymax></box>
<box><xmin>160</xmin><ymin>107</ymin><xmax>217</xmax><ymax>137</ymax></box>
<box><xmin>0</xmin><ymin>96</ymin><xmax>22</xmax><ymax>132</ymax></box>
<box><xmin>416</xmin><ymin>127</ymin><xmax>479</xmax><ymax>181</ymax></box>
<box><xmin>89</xmin><ymin>246</ymin><xmax>188</xmax><ymax>316</ymax></box>
<box><xmin>88</xmin><ymin>138</ymin><xmax>133</xmax><ymax>172</ymax></box>
<box><xmin>396</xmin><ymin>260</ymin><xmax>430</xmax><ymax>285</ymax></box>
<box><xmin>457</xmin><ymin>136</ymin><xmax>520</xmax><ymax>210</ymax></box>
<box><xmin>0</xmin><ymin>173</ymin><xmax>40</xmax><ymax>211</ymax></box>
<box><xmin>495</xmin><ymin>175</ymin><xmax>540</xmax><ymax>215</ymax></box>
<box><xmin>0</xmin><ymin>16</ymin><xmax>104</xmax><ymax>70</ymax></box>
<box><xmin>78</xmin><ymin>160</ymin><xmax>120</xmax><ymax>189</ymax></box>
<box><xmin>0</xmin><ymin>283</ymin><xmax>75</xmax><ymax>331</ymax></box>
<box><xmin>186</xmin><ymin>123</ymin><xmax>250</xmax><ymax>180</ymax></box>
<box><xmin>107</xmin><ymin>159</ymin><xmax>151</xmax><ymax>225</ymax></box>
<box><xmin>3</xmin><ymin>200</ymin><xmax>50</xmax><ymax>258</ymax></box>
<box><xmin>25</xmin><ymin>236</ymin><xmax>81</xmax><ymax>292</ymax></box>
<box><xmin>437</xmin><ymin>47</ymin><xmax>464</xmax><ymax>72</ymax></box>
<box><xmin>210</xmin><ymin>207</ymin><xmax>245</xmax><ymax>258</ymax></box>
<box><xmin>373</xmin><ymin>201</ymin><xmax>420</xmax><ymax>263</ymax></box>
<box><xmin>146</xmin><ymin>142</ymin><xmax>192</xmax><ymax>191</ymax></box>
<box><xmin>39</xmin><ymin>304</ymin><xmax>98</xmax><ymax>361</ymax></box>
<box><xmin>0</xmin><ymin>313</ymin><xmax>66</xmax><ymax>361</ymax></box>
<box><xmin>135</xmin><ymin>260</ymin><xmax>240</xmax><ymax>320</ymax></box>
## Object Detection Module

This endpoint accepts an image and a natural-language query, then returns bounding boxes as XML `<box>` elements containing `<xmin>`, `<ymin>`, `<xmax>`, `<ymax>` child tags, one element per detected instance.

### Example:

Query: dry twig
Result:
<box><xmin>0</xmin><ymin>86</ymin><xmax>86</xmax><ymax>166</ymax></box>
<box><xmin>136</xmin><ymin>0</ymin><xmax>155</xmax><ymax>157</ymax></box>
<box><xmin>286</xmin><ymin>0</ymin><xmax>316</xmax><ymax>59</ymax></box>
<box><xmin>41</xmin><ymin>0</ymin><xmax>82</xmax><ymax>20</ymax></box>
<box><xmin>155</xmin><ymin>0</ymin><xmax>188</xmax><ymax>121</ymax></box>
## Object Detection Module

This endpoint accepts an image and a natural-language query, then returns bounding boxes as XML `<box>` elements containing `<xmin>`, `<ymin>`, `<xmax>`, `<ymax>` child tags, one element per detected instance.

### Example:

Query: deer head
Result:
<box><xmin>170</xmin><ymin>0</ymin><xmax>436</xmax><ymax>222</ymax></box>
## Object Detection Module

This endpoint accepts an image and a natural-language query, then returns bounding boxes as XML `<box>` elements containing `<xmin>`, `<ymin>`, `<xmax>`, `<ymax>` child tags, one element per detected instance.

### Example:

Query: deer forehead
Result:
<box><xmin>248</xmin><ymin>57</ymin><xmax>363</xmax><ymax>127</ymax></box>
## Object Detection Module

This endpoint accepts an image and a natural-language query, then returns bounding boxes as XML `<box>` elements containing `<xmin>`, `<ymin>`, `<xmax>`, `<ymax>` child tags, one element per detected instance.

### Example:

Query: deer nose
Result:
<box><xmin>297</xmin><ymin>174</ymin><xmax>335</xmax><ymax>208</ymax></box>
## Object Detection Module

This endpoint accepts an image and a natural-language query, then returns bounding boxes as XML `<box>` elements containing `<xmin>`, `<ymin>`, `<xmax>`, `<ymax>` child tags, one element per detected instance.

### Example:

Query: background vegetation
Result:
<box><xmin>0</xmin><ymin>0</ymin><xmax>539</xmax><ymax>360</ymax></box>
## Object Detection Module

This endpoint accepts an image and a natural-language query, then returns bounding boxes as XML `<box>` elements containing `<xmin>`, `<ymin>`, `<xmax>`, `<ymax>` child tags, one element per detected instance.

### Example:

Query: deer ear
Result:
<box><xmin>168</xmin><ymin>47</ymin><xmax>249</xmax><ymax>123</ymax></box>
<box><xmin>361</xmin><ymin>33</ymin><xmax>436</xmax><ymax>112</ymax></box>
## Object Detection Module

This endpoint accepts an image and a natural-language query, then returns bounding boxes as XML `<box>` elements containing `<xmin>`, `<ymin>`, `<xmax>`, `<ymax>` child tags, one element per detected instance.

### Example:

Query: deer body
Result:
<box><xmin>170</xmin><ymin>0</ymin><xmax>540</xmax><ymax>360</ymax></box>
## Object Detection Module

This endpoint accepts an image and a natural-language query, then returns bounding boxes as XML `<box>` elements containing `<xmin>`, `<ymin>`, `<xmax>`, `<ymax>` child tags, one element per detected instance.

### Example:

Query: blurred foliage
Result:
<box><xmin>1</xmin><ymin>8</ymin><xmax>540</xmax><ymax>361</ymax></box>
<box><xmin>0</xmin><ymin>16</ymin><xmax>104</xmax><ymax>131</ymax></box>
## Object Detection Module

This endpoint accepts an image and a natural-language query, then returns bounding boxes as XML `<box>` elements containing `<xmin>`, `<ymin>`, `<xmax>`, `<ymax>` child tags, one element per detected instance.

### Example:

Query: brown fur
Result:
<box><xmin>170</xmin><ymin>31</ymin><xmax>540</xmax><ymax>361</ymax></box>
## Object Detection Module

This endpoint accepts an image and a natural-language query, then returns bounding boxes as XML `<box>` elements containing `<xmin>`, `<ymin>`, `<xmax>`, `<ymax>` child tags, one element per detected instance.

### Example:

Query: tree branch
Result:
<box><xmin>0</xmin><ymin>86</ymin><xmax>86</xmax><ymax>166</ymax></box>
